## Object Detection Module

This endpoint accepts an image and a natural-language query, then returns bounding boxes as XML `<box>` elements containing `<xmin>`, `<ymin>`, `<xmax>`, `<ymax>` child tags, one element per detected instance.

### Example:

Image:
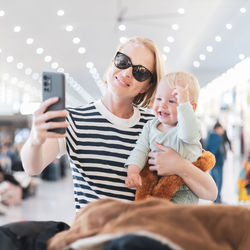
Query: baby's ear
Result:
<box><xmin>191</xmin><ymin>102</ymin><xmax>197</xmax><ymax>111</ymax></box>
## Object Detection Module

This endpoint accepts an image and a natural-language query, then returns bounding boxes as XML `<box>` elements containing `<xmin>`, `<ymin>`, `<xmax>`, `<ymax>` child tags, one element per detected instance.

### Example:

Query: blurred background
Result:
<box><xmin>1</xmin><ymin>0</ymin><xmax>250</xmax><ymax>225</ymax></box>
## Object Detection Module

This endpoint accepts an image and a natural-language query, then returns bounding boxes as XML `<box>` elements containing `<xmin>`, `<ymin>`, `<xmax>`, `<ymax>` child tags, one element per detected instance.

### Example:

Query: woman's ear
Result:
<box><xmin>139</xmin><ymin>82</ymin><xmax>152</xmax><ymax>94</ymax></box>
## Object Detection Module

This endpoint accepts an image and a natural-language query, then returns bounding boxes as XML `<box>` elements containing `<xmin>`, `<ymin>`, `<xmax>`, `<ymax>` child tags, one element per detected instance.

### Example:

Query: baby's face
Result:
<box><xmin>153</xmin><ymin>80</ymin><xmax>178</xmax><ymax>127</ymax></box>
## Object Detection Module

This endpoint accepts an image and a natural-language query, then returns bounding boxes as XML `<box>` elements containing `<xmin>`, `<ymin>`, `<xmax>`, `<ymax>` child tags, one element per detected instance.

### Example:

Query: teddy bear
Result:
<box><xmin>135</xmin><ymin>150</ymin><xmax>215</xmax><ymax>201</ymax></box>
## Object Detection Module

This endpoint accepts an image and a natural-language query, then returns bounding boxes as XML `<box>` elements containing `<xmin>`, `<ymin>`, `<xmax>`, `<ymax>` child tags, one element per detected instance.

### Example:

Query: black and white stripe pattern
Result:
<box><xmin>66</xmin><ymin>101</ymin><xmax>154</xmax><ymax>211</ymax></box>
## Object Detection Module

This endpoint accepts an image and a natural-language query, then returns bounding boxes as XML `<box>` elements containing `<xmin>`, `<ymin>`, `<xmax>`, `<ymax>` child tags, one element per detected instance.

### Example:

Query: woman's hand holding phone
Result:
<box><xmin>30</xmin><ymin>97</ymin><xmax>69</xmax><ymax>146</ymax></box>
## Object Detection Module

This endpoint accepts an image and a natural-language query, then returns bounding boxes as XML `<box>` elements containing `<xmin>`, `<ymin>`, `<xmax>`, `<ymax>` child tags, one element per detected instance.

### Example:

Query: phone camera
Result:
<box><xmin>43</xmin><ymin>75</ymin><xmax>49</xmax><ymax>81</ymax></box>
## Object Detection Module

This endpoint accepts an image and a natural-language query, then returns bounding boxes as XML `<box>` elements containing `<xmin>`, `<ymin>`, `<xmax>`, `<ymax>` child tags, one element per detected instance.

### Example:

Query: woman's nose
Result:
<box><xmin>121</xmin><ymin>66</ymin><xmax>133</xmax><ymax>78</ymax></box>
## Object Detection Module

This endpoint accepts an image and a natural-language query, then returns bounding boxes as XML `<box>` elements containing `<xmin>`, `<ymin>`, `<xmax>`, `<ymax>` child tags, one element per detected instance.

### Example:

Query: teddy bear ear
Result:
<box><xmin>193</xmin><ymin>150</ymin><xmax>215</xmax><ymax>172</ymax></box>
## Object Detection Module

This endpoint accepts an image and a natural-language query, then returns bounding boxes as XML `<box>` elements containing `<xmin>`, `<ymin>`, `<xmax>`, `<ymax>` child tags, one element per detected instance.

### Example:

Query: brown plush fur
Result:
<box><xmin>135</xmin><ymin>150</ymin><xmax>215</xmax><ymax>201</ymax></box>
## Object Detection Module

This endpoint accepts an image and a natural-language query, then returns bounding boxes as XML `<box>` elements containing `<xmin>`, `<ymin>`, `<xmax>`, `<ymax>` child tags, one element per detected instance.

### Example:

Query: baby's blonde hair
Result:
<box><xmin>163</xmin><ymin>72</ymin><xmax>200</xmax><ymax>103</ymax></box>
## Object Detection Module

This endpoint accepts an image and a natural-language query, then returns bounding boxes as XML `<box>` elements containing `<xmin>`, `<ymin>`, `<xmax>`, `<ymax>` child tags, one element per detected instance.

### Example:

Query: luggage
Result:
<box><xmin>0</xmin><ymin>220</ymin><xmax>70</xmax><ymax>250</ymax></box>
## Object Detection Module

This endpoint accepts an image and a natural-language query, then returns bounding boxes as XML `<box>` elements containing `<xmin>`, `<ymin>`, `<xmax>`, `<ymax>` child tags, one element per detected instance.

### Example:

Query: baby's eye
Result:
<box><xmin>169</xmin><ymin>99</ymin><xmax>176</xmax><ymax>104</ymax></box>
<box><xmin>156</xmin><ymin>97</ymin><xmax>162</xmax><ymax>101</ymax></box>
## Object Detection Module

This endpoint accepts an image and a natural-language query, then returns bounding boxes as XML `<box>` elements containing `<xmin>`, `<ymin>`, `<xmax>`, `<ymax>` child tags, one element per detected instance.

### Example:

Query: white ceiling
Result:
<box><xmin>0</xmin><ymin>0</ymin><xmax>250</xmax><ymax>108</ymax></box>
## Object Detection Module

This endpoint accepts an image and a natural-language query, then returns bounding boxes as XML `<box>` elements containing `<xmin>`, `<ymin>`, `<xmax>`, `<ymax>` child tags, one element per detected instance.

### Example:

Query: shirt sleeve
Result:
<box><xmin>125</xmin><ymin>121</ymin><xmax>151</xmax><ymax>170</ymax></box>
<box><xmin>177</xmin><ymin>102</ymin><xmax>202</xmax><ymax>144</ymax></box>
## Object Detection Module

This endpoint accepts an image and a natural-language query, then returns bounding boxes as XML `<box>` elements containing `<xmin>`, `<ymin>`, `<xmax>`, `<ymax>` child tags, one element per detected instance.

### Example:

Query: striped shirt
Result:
<box><xmin>59</xmin><ymin>100</ymin><xmax>154</xmax><ymax>212</ymax></box>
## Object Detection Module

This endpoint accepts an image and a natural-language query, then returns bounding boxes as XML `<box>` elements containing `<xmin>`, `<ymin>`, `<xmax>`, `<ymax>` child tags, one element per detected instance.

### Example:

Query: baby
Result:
<box><xmin>125</xmin><ymin>71</ymin><xmax>202</xmax><ymax>188</ymax></box>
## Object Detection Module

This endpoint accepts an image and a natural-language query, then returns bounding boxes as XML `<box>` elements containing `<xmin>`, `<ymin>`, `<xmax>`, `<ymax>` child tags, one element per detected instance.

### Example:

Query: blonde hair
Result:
<box><xmin>163</xmin><ymin>71</ymin><xmax>200</xmax><ymax>103</ymax></box>
<box><xmin>104</xmin><ymin>37</ymin><xmax>165</xmax><ymax>108</ymax></box>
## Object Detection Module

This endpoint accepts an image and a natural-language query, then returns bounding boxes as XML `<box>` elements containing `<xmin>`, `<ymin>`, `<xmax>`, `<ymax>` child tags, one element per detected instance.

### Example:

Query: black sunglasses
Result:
<box><xmin>114</xmin><ymin>51</ymin><xmax>153</xmax><ymax>82</ymax></box>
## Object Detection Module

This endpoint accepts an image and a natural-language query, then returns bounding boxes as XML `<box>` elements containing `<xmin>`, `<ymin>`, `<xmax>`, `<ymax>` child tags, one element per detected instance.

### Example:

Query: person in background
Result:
<box><xmin>21</xmin><ymin>37</ymin><xmax>217</xmax><ymax>213</ymax></box>
<box><xmin>205</xmin><ymin>121</ymin><xmax>224</xmax><ymax>203</ymax></box>
<box><xmin>125</xmin><ymin>71</ymin><xmax>203</xmax><ymax>204</ymax></box>
<box><xmin>222</xmin><ymin>129</ymin><xmax>233</xmax><ymax>160</ymax></box>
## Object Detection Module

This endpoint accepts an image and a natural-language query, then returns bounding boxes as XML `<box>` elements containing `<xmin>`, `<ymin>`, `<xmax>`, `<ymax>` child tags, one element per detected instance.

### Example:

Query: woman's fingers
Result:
<box><xmin>35</xmin><ymin>97</ymin><xmax>59</xmax><ymax>115</ymax></box>
<box><xmin>38</xmin><ymin>121</ymin><xmax>69</xmax><ymax>131</ymax></box>
<box><xmin>35</xmin><ymin>110</ymin><xmax>68</xmax><ymax>124</ymax></box>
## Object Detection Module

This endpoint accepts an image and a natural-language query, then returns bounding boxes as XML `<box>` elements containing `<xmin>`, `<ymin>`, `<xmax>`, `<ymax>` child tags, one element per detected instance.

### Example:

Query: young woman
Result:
<box><xmin>21</xmin><ymin>37</ymin><xmax>217</xmax><ymax>212</ymax></box>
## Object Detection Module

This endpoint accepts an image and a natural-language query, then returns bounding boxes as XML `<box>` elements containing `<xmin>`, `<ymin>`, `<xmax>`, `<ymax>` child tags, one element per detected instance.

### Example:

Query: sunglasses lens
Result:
<box><xmin>114</xmin><ymin>52</ymin><xmax>153</xmax><ymax>82</ymax></box>
<box><xmin>114</xmin><ymin>53</ymin><xmax>130</xmax><ymax>69</ymax></box>
<box><xmin>133</xmin><ymin>66</ymin><xmax>152</xmax><ymax>82</ymax></box>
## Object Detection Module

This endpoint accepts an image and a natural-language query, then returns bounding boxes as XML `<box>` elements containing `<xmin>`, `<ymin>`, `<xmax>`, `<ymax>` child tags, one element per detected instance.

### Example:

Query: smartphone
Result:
<box><xmin>42</xmin><ymin>72</ymin><xmax>66</xmax><ymax>134</ymax></box>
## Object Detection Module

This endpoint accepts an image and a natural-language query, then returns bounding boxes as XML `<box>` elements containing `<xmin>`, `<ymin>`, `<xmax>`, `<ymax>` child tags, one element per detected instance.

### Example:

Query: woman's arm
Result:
<box><xmin>20</xmin><ymin>97</ymin><xmax>69</xmax><ymax>176</ymax></box>
<box><xmin>148</xmin><ymin>142</ymin><xmax>218</xmax><ymax>201</ymax></box>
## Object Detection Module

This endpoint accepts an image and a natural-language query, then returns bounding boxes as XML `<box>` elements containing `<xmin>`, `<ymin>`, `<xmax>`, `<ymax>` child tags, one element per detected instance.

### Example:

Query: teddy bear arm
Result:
<box><xmin>192</xmin><ymin>150</ymin><xmax>216</xmax><ymax>172</ymax></box>
<box><xmin>135</xmin><ymin>163</ymin><xmax>158</xmax><ymax>201</ymax></box>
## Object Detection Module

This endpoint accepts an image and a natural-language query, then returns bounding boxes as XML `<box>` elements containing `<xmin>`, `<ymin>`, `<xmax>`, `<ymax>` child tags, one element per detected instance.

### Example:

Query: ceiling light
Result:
<box><xmin>240</xmin><ymin>8</ymin><xmax>246</xmax><ymax>14</ymax></box>
<box><xmin>0</xmin><ymin>10</ymin><xmax>5</xmax><ymax>16</ymax></box>
<box><xmin>44</xmin><ymin>56</ymin><xmax>52</xmax><ymax>62</ymax></box>
<box><xmin>51</xmin><ymin>62</ymin><xmax>59</xmax><ymax>69</ymax></box>
<box><xmin>171</xmin><ymin>24</ymin><xmax>179</xmax><ymax>30</ymax></box>
<box><xmin>86</xmin><ymin>62</ymin><xmax>94</xmax><ymax>69</ymax></box>
<box><xmin>57</xmin><ymin>10</ymin><xmax>64</xmax><ymax>16</ymax></box>
<box><xmin>167</xmin><ymin>36</ymin><xmax>175</xmax><ymax>43</ymax></box>
<box><xmin>36</xmin><ymin>48</ymin><xmax>44</xmax><ymax>54</ymax></box>
<box><xmin>66</xmin><ymin>25</ymin><xmax>74</xmax><ymax>32</ymax></box>
<box><xmin>239</xmin><ymin>54</ymin><xmax>245</xmax><ymax>60</ymax></box>
<box><xmin>0</xmin><ymin>48</ymin><xmax>2</xmax><ymax>53</ymax></box>
<box><xmin>14</xmin><ymin>26</ymin><xmax>21</xmax><ymax>32</ymax></box>
<box><xmin>193</xmin><ymin>61</ymin><xmax>200</xmax><ymax>68</ymax></box>
<box><xmin>26</xmin><ymin>38</ymin><xmax>34</xmax><ymax>45</ymax></box>
<box><xmin>78</xmin><ymin>47</ymin><xmax>86</xmax><ymax>54</ymax></box>
<box><xmin>215</xmin><ymin>36</ymin><xmax>222</xmax><ymax>42</ymax></box>
<box><xmin>118</xmin><ymin>24</ymin><xmax>126</xmax><ymax>31</ymax></box>
<box><xmin>120</xmin><ymin>37</ymin><xmax>127</xmax><ymax>44</ymax></box>
<box><xmin>199</xmin><ymin>54</ymin><xmax>206</xmax><ymax>61</ymax></box>
<box><xmin>72</xmin><ymin>37</ymin><xmax>80</xmax><ymax>44</ymax></box>
<box><xmin>226</xmin><ymin>23</ymin><xmax>232</xmax><ymax>30</ymax></box>
<box><xmin>163</xmin><ymin>46</ymin><xmax>170</xmax><ymax>53</ymax></box>
<box><xmin>16</xmin><ymin>62</ymin><xmax>24</xmax><ymax>69</ymax></box>
<box><xmin>177</xmin><ymin>8</ymin><xmax>185</xmax><ymax>14</ymax></box>
<box><xmin>25</xmin><ymin>68</ymin><xmax>32</xmax><ymax>75</ymax></box>
<box><xmin>6</xmin><ymin>56</ymin><xmax>14</xmax><ymax>63</ymax></box>
<box><xmin>206</xmin><ymin>46</ymin><xmax>213</xmax><ymax>52</ymax></box>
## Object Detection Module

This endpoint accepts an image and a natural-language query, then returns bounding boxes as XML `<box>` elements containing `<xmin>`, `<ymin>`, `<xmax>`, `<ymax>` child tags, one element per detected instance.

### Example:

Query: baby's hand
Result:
<box><xmin>125</xmin><ymin>173</ymin><xmax>142</xmax><ymax>188</ymax></box>
<box><xmin>172</xmin><ymin>84</ymin><xmax>189</xmax><ymax>104</ymax></box>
